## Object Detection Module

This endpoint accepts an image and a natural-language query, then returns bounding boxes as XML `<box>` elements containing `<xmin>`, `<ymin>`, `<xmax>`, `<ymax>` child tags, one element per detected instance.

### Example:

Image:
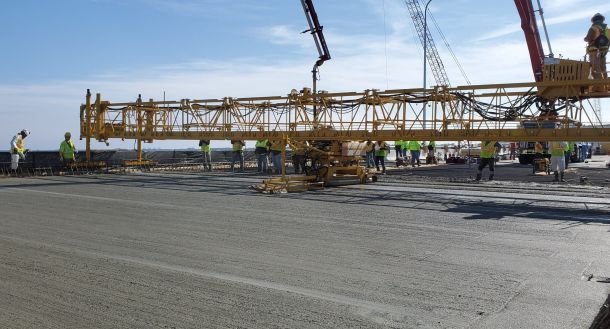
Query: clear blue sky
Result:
<box><xmin>1</xmin><ymin>0</ymin><xmax>609</xmax><ymax>150</ymax></box>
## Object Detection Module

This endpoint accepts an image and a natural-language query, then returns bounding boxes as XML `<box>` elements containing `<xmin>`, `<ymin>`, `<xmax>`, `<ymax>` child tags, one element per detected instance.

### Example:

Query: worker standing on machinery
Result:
<box><xmin>364</xmin><ymin>139</ymin><xmax>375</xmax><ymax>168</ymax></box>
<box><xmin>549</xmin><ymin>141</ymin><xmax>568</xmax><ymax>182</ymax></box>
<box><xmin>199</xmin><ymin>140</ymin><xmax>212</xmax><ymax>171</ymax></box>
<box><xmin>255</xmin><ymin>139</ymin><xmax>269</xmax><ymax>174</ymax></box>
<box><xmin>407</xmin><ymin>140</ymin><xmax>421</xmax><ymax>167</ymax></box>
<box><xmin>230</xmin><ymin>140</ymin><xmax>245</xmax><ymax>172</ymax></box>
<box><xmin>475</xmin><ymin>140</ymin><xmax>500</xmax><ymax>181</ymax></box>
<box><xmin>9</xmin><ymin>129</ymin><xmax>29</xmax><ymax>171</ymax></box>
<box><xmin>59</xmin><ymin>132</ymin><xmax>77</xmax><ymax>168</ymax></box>
<box><xmin>269</xmin><ymin>140</ymin><xmax>285</xmax><ymax>175</ymax></box>
<box><xmin>374</xmin><ymin>141</ymin><xmax>388</xmax><ymax>174</ymax></box>
<box><xmin>584</xmin><ymin>13</ymin><xmax>609</xmax><ymax>87</ymax></box>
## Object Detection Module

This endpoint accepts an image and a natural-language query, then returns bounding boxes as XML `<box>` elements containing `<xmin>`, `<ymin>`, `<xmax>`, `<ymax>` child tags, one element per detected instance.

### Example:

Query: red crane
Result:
<box><xmin>514</xmin><ymin>0</ymin><xmax>546</xmax><ymax>82</ymax></box>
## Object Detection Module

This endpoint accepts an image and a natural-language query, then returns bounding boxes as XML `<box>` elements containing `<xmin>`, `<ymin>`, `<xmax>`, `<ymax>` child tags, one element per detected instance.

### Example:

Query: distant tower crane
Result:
<box><xmin>405</xmin><ymin>0</ymin><xmax>450</xmax><ymax>87</ymax></box>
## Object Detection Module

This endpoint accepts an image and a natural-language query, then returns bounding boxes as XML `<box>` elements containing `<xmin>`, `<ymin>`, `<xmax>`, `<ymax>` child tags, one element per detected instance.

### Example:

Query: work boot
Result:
<box><xmin>475</xmin><ymin>173</ymin><xmax>482</xmax><ymax>181</ymax></box>
<box><xmin>560</xmin><ymin>172</ymin><xmax>566</xmax><ymax>182</ymax></box>
<box><xmin>553</xmin><ymin>172</ymin><xmax>559</xmax><ymax>182</ymax></box>
<box><xmin>488</xmin><ymin>174</ymin><xmax>494</xmax><ymax>181</ymax></box>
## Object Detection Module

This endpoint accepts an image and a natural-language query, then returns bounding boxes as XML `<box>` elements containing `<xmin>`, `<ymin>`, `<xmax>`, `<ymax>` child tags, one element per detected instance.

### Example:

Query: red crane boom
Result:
<box><xmin>514</xmin><ymin>0</ymin><xmax>545</xmax><ymax>82</ymax></box>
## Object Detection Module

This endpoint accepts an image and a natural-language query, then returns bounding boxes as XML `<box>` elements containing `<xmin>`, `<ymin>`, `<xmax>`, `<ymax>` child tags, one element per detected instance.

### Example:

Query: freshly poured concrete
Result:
<box><xmin>0</xmin><ymin>172</ymin><xmax>609</xmax><ymax>328</ymax></box>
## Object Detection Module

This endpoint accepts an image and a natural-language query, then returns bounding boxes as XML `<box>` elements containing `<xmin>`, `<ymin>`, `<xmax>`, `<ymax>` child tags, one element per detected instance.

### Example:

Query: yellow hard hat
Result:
<box><xmin>64</xmin><ymin>132</ymin><xmax>71</xmax><ymax>138</ymax></box>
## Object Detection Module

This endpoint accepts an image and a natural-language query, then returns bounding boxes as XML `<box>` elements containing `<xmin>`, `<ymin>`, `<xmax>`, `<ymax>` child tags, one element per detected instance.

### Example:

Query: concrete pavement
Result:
<box><xmin>0</xmin><ymin>173</ymin><xmax>609</xmax><ymax>328</ymax></box>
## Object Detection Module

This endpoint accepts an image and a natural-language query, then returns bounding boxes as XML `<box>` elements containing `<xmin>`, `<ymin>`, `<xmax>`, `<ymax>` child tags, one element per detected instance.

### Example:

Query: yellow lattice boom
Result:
<box><xmin>81</xmin><ymin>79</ymin><xmax>610</xmax><ymax>151</ymax></box>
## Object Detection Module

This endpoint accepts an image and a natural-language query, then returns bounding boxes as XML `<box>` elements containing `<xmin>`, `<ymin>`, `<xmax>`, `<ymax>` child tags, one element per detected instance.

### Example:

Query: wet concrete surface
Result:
<box><xmin>0</xmin><ymin>170</ymin><xmax>609</xmax><ymax>328</ymax></box>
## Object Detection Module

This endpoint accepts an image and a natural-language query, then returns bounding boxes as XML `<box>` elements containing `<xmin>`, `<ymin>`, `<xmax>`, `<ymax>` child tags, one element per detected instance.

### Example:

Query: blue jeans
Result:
<box><xmin>365</xmin><ymin>152</ymin><xmax>375</xmax><ymax>168</ymax></box>
<box><xmin>580</xmin><ymin>144</ymin><xmax>588</xmax><ymax>161</ymax></box>
<box><xmin>395</xmin><ymin>147</ymin><xmax>403</xmax><ymax>158</ymax></box>
<box><xmin>410</xmin><ymin>150</ymin><xmax>421</xmax><ymax>166</ymax></box>
<box><xmin>256</xmin><ymin>153</ymin><xmax>268</xmax><ymax>173</ymax></box>
<box><xmin>272</xmin><ymin>152</ymin><xmax>282</xmax><ymax>174</ymax></box>
<box><xmin>375</xmin><ymin>156</ymin><xmax>386</xmax><ymax>172</ymax></box>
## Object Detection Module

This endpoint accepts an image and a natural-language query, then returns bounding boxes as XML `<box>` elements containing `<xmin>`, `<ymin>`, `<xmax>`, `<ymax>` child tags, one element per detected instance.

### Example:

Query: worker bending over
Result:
<box><xmin>59</xmin><ymin>132</ymin><xmax>77</xmax><ymax>167</ymax></box>
<box><xmin>550</xmin><ymin>141</ymin><xmax>568</xmax><ymax>182</ymax></box>
<box><xmin>476</xmin><ymin>141</ymin><xmax>500</xmax><ymax>181</ymax></box>
<box><xmin>9</xmin><ymin>129</ymin><xmax>29</xmax><ymax>170</ymax></box>
<box><xmin>585</xmin><ymin>13</ymin><xmax>609</xmax><ymax>86</ymax></box>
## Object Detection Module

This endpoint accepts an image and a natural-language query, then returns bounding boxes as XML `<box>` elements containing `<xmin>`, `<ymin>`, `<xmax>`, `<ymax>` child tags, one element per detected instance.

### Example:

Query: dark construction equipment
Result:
<box><xmin>300</xmin><ymin>0</ymin><xmax>331</xmax><ymax>119</ymax></box>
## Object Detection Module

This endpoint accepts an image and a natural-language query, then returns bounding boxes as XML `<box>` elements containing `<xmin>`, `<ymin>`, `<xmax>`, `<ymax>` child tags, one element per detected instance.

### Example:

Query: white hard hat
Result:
<box><xmin>20</xmin><ymin>129</ymin><xmax>30</xmax><ymax>137</ymax></box>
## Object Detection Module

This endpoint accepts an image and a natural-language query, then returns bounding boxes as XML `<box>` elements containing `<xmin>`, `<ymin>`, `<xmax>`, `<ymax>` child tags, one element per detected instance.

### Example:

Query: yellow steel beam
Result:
<box><xmin>80</xmin><ymin>79</ymin><xmax>610</xmax><ymax>144</ymax></box>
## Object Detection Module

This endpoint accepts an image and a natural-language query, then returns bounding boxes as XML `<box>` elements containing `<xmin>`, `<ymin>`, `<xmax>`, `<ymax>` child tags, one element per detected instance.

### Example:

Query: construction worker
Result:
<box><xmin>585</xmin><ymin>13</ymin><xmax>609</xmax><ymax>84</ymax></box>
<box><xmin>364</xmin><ymin>140</ymin><xmax>375</xmax><ymax>168</ymax></box>
<box><xmin>199</xmin><ymin>140</ymin><xmax>212</xmax><ymax>171</ymax></box>
<box><xmin>394</xmin><ymin>140</ymin><xmax>403</xmax><ymax>158</ymax></box>
<box><xmin>549</xmin><ymin>141</ymin><xmax>568</xmax><ymax>182</ymax></box>
<box><xmin>269</xmin><ymin>140</ymin><xmax>285</xmax><ymax>174</ymax></box>
<box><xmin>254</xmin><ymin>139</ymin><xmax>270</xmax><ymax>173</ymax></box>
<box><xmin>9</xmin><ymin>129</ymin><xmax>29</xmax><ymax>170</ymax></box>
<box><xmin>564</xmin><ymin>141</ymin><xmax>573</xmax><ymax>169</ymax></box>
<box><xmin>426</xmin><ymin>140</ymin><xmax>437</xmax><ymax>164</ymax></box>
<box><xmin>401</xmin><ymin>140</ymin><xmax>409</xmax><ymax>161</ymax></box>
<box><xmin>509</xmin><ymin>142</ymin><xmax>518</xmax><ymax>160</ymax></box>
<box><xmin>230</xmin><ymin>140</ymin><xmax>245</xmax><ymax>172</ymax></box>
<box><xmin>59</xmin><ymin>132</ymin><xmax>77</xmax><ymax>167</ymax></box>
<box><xmin>476</xmin><ymin>140</ymin><xmax>500</xmax><ymax>181</ymax></box>
<box><xmin>291</xmin><ymin>141</ymin><xmax>307</xmax><ymax>174</ymax></box>
<box><xmin>534</xmin><ymin>141</ymin><xmax>544</xmax><ymax>159</ymax></box>
<box><xmin>407</xmin><ymin>140</ymin><xmax>421</xmax><ymax>167</ymax></box>
<box><xmin>374</xmin><ymin>141</ymin><xmax>388</xmax><ymax>174</ymax></box>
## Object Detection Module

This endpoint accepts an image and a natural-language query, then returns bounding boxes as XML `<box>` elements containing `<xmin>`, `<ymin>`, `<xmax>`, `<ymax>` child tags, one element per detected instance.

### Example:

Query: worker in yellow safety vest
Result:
<box><xmin>374</xmin><ymin>141</ymin><xmax>388</xmax><ymax>174</ymax></box>
<box><xmin>550</xmin><ymin>141</ymin><xmax>568</xmax><ymax>182</ymax></box>
<box><xmin>407</xmin><ymin>140</ymin><xmax>421</xmax><ymax>167</ymax></box>
<box><xmin>585</xmin><ymin>13</ymin><xmax>609</xmax><ymax>84</ymax></box>
<box><xmin>476</xmin><ymin>141</ymin><xmax>500</xmax><ymax>181</ymax></box>
<box><xmin>59</xmin><ymin>132</ymin><xmax>77</xmax><ymax>167</ymax></box>
<box><xmin>199</xmin><ymin>140</ymin><xmax>212</xmax><ymax>171</ymax></box>
<box><xmin>254</xmin><ymin>139</ymin><xmax>270</xmax><ymax>174</ymax></box>
<box><xmin>269</xmin><ymin>140</ymin><xmax>285</xmax><ymax>174</ymax></box>
<box><xmin>9</xmin><ymin>129</ymin><xmax>29</xmax><ymax>171</ymax></box>
<box><xmin>394</xmin><ymin>140</ymin><xmax>404</xmax><ymax>158</ymax></box>
<box><xmin>230</xmin><ymin>140</ymin><xmax>245</xmax><ymax>172</ymax></box>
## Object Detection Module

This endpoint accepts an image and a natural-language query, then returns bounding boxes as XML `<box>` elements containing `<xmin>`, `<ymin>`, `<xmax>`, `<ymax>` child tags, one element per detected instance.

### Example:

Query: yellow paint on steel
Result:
<box><xmin>80</xmin><ymin>78</ymin><xmax>610</xmax><ymax>143</ymax></box>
